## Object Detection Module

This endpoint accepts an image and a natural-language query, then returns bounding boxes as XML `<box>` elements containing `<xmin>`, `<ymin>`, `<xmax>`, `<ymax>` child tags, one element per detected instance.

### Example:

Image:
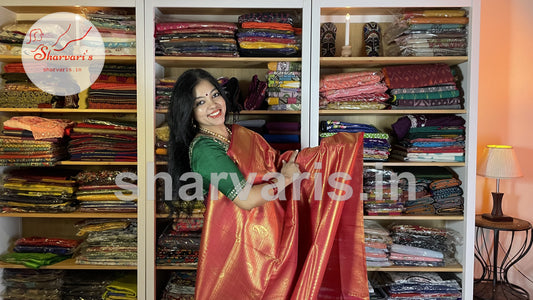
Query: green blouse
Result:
<box><xmin>189</xmin><ymin>136</ymin><xmax>247</xmax><ymax>200</ymax></box>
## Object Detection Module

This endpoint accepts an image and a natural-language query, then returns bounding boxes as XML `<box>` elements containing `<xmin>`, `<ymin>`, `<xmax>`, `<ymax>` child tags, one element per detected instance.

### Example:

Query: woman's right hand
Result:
<box><xmin>281</xmin><ymin>150</ymin><xmax>301</xmax><ymax>185</ymax></box>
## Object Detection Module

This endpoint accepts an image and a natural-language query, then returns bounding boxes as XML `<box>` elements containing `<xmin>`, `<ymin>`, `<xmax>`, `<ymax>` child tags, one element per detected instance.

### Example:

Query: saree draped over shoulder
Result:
<box><xmin>195</xmin><ymin>124</ymin><xmax>368</xmax><ymax>300</ymax></box>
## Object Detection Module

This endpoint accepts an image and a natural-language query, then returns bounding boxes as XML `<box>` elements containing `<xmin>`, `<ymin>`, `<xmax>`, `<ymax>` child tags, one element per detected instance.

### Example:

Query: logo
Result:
<box><xmin>21</xmin><ymin>12</ymin><xmax>105</xmax><ymax>96</ymax></box>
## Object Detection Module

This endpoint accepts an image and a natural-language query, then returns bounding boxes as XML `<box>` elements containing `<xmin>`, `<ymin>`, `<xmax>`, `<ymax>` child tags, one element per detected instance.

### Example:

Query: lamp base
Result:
<box><xmin>481</xmin><ymin>213</ymin><xmax>513</xmax><ymax>222</ymax></box>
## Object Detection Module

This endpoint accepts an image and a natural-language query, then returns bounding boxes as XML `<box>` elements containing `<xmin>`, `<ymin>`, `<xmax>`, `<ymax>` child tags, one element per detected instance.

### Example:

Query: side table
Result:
<box><xmin>474</xmin><ymin>214</ymin><xmax>533</xmax><ymax>300</ymax></box>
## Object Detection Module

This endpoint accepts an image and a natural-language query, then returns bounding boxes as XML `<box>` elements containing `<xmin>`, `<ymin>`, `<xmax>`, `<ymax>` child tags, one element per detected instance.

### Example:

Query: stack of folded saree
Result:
<box><xmin>262</xmin><ymin>121</ymin><xmax>300</xmax><ymax>152</ymax></box>
<box><xmin>0</xmin><ymin>116</ymin><xmax>72</xmax><ymax>166</ymax></box>
<box><xmin>155</xmin><ymin>123</ymin><xmax>169</xmax><ymax>161</ymax></box>
<box><xmin>237</xmin><ymin>12</ymin><xmax>301</xmax><ymax>57</ymax></box>
<box><xmin>319</xmin><ymin>70</ymin><xmax>390</xmax><ymax>110</ymax></box>
<box><xmin>155</xmin><ymin>22</ymin><xmax>239</xmax><ymax>57</ymax></box>
<box><xmin>68</xmin><ymin>119</ymin><xmax>137</xmax><ymax>162</ymax></box>
<box><xmin>1</xmin><ymin>269</ymin><xmax>64</xmax><ymax>299</ymax></box>
<box><xmin>0</xmin><ymin>22</ymin><xmax>30</xmax><ymax>55</ymax></box>
<box><xmin>0</xmin><ymin>237</ymin><xmax>79</xmax><ymax>269</ymax></box>
<box><xmin>388</xmin><ymin>224</ymin><xmax>457</xmax><ymax>267</ymax></box>
<box><xmin>374</xmin><ymin>272</ymin><xmax>462</xmax><ymax>299</ymax></box>
<box><xmin>384</xmin><ymin>9</ymin><xmax>469</xmax><ymax>57</ymax></box>
<box><xmin>320</xmin><ymin>120</ymin><xmax>391</xmax><ymax>161</ymax></box>
<box><xmin>0</xmin><ymin>63</ymin><xmax>55</xmax><ymax>108</ymax></box>
<box><xmin>62</xmin><ymin>270</ymin><xmax>121</xmax><ymax>300</ymax></box>
<box><xmin>74</xmin><ymin>169</ymin><xmax>137</xmax><ymax>213</ymax></box>
<box><xmin>363</xmin><ymin>168</ymin><xmax>404</xmax><ymax>216</ymax></box>
<box><xmin>161</xmin><ymin>271</ymin><xmax>197</xmax><ymax>300</ymax></box>
<box><xmin>156</xmin><ymin>219</ymin><xmax>202</xmax><ymax>266</ymax></box>
<box><xmin>84</xmin><ymin>9</ymin><xmax>136</xmax><ymax>56</ymax></box>
<box><xmin>390</xmin><ymin>114</ymin><xmax>465</xmax><ymax>162</ymax></box>
<box><xmin>0</xmin><ymin>168</ymin><xmax>78</xmax><ymax>213</ymax></box>
<box><xmin>155</xmin><ymin>78</ymin><xmax>176</xmax><ymax>110</ymax></box>
<box><xmin>103</xmin><ymin>273</ymin><xmax>137</xmax><ymax>300</ymax></box>
<box><xmin>430</xmin><ymin>178</ymin><xmax>464</xmax><ymax>215</ymax></box>
<box><xmin>87</xmin><ymin>64</ymin><xmax>137</xmax><ymax>109</ymax></box>
<box><xmin>266</xmin><ymin>61</ymin><xmax>301</xmax><ymax>110</ymax></box>
<box><xmin>383</xmin><ymin>63</ymin><xmax>463</xmax><ymax>109</ymax></box>
<box><xmin>75</xmin><ymin>219</ymin><xmax>137</xmax><ymax>266</ymax></box>
<box><xmin>364</xmin><ymin>220</ymin><xmax>392</xmax><ymax>267</ymax></box>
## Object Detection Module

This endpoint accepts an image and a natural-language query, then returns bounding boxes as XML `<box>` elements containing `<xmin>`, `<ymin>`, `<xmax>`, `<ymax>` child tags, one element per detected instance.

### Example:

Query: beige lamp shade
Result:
<box><xmin>477</xmin><ymin>145</ymin><xmax>523</xmax><ymax>179</ymax></box>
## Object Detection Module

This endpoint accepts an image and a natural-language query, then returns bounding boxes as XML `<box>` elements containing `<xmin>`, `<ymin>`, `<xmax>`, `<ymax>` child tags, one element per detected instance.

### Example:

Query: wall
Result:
<box><xmin>477</xmin><ymin>0</ymin><xmax>533</xmax><ymax>295</ymax></box>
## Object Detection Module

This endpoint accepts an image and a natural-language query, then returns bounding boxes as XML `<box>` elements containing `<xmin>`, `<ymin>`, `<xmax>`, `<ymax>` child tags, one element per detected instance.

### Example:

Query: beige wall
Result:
<box><xmin>477</xmin><ymin>0</ymin><xmax>533</xmax><ymax>295</ymax></box>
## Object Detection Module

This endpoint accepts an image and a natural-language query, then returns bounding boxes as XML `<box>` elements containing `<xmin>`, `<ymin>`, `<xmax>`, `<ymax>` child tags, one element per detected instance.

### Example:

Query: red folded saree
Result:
<box><xmin>195</xmin><ymin>124</ymin><xmax>368</xmax><ymax>299</ymax></box>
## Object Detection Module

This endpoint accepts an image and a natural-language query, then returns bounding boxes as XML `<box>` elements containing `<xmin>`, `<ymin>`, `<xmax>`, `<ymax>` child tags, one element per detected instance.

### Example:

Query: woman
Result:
<box><xmin>168</xmin><ymin>69</ymin><xmax>369</xmax><ymax>300</ymax></box>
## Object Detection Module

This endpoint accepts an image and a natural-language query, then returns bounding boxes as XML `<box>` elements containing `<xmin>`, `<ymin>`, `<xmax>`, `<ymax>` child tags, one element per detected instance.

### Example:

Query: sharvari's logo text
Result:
<box><xmin>21</xmin><ymin>12</ymin><xmax>105</xmax><ymax>96</ymax></box>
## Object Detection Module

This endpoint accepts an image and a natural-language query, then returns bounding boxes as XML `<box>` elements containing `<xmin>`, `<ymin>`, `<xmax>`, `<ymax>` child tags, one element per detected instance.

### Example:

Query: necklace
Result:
<box><xmin>198</xmin><ymin>126</ymin><xmax>231</xmax><ymax>144</ymax></box>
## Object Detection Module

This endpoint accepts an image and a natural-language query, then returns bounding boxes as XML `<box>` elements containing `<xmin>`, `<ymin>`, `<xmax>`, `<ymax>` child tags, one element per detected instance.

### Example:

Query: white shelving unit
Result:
<box><xmin>310</xmin><ymin>1</ymin><xmax>480</xmax><ymax>298</ymax></box>
<box><xmin>0</xmin><ymin>1</ymin><xmax>147</xmax><ymax>298</ymax></box>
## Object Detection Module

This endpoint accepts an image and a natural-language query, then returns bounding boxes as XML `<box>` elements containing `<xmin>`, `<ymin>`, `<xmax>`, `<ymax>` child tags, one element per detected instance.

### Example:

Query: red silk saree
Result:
<box><xmin>195</xmin><ymin>124</ymin><xmax>368</xmax><ymax>299</ymax></box>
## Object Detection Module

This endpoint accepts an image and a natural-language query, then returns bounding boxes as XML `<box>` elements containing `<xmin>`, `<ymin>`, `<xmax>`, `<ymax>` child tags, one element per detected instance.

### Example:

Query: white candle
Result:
<box><xmin>345</xmin><ymin>13</ymin><xmax>350</xmax><ymax>46</ymax></box>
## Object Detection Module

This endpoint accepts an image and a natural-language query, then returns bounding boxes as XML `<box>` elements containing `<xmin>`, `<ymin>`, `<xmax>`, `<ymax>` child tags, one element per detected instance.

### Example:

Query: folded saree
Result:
<box><xmin>195</xmin><ymin>124</ymin><xmax>368</xmax><ymax>299</ymax></box>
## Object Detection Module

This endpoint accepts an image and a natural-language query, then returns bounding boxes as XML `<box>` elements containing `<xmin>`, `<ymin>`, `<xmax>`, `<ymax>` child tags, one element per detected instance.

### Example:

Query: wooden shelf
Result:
<box><xmin>364</xmin><ymin>215</ymin><xmax>464</xmax><ymax>221</ymax></box>
<box><xmin>320</xmin><ymin>109</ymin><xmax>467</xmax><ymax>115</ymax></box>
<box><xmin>157</xmin><ymin>109</ymin><xmax>301</xmax><ymax>115</ymax></box>
<box><xmin>0</xmin><ymin>259</ymin><xmax>137</xmax><ymax>270</ymax></box>
<box><xmin>0</xmin><ymin>108</ymin><xmax>137</xmax><ymax>114</ymax></box>
<box><xmin>56</xmin><ymin>161</ymin><xmax>137</xmax><ymax>166</ymax></box>
<box><xmin>0</xmin><ymin>54</ymin><xmax>135</xmax><ymax>64</ymax></box>
<box><xmin>367</xmin><ymin>263</ymin><xmax>463</xmax><ymax>272</ymax></box>
<box><xmin>156</xmin><ymin>265</ymin><xmax>197</xmax><ymax>270</ymax></box>
<box><xmin>320</xmin><ymin>56</ymin><xmax>468</xmax><ymax>68</ymax></box>
<box><xmin>155</xmin><ymin>56</ymin><xmax>301</xmax><ymax>68</ymax></box>
<box><xmin>363</xmin><ymin>161</ymin><xmax>465</xmax><ymax>167</ymax></box>
<box><xmin>0</xmin><ymin>212</ymin><xmax>137</xmax><ymax>218</ymax></box>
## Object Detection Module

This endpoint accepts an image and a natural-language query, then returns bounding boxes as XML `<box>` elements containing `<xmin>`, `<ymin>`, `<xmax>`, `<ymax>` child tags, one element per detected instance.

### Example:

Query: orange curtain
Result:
<box><xmin>195</xmin><ymin>124</ymin><xmax>368</xmax><ymax>300</ymax></box>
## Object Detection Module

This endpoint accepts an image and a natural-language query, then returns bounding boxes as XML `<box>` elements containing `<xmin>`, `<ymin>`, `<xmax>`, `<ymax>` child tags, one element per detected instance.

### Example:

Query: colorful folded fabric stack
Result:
<box><xmin>237</xmin><ymin>12</ymin><xmax>301</xmax><ymax>57</ymax></box>
<box><xmin>156</xmin><ymin>219</ymin><xmax>202</xmax><ymax>266</ymax></box>
<box><xmin>0</xmin><ymin>116</ymin><xmax>72</xmax><ymax>166</ymax></box>
<box><xmin>155</xmin><ymin>123</ymin><xmax>170</xmax><ymax>161</ymax></box>
<box><xmin>0</xmin><ymin>63</ymin><xmax>55</xmax><ymax>108</ymax></box>
<box><xmin>0</xmin><ymin>237</ymin><xmax>79</xmax><ymax>268</ymax></box>
<box><xmin>75</xmin><ymin>219</ymin><xmax>137</xmax><ymax>266</ymax></box>
<box><xmin>68</xmin><ymin>118</ymin><xmax>137</xmax><ymax>162</ymax></box>
<box><xmin>84</xmin><ymin>9</ymin><xmax>136</xmax><ymax>56</ymax></box>
<box><xmin>1</xmin><ymin>269</ymin><xmax>64</xmax><ymax>299</ymax></box>
<box><xmin>320</xmin><ymin>120</ymin><xmax>391</xmax><ymax>161</ymax></box>
<box><xmin>161</xmin><ymin>271</ymin><xmax>197</xmax><ymax>300</ymax></box>
<box><xmin>0</xmin><ymin>22</ymin><xmax>29</xmax><ymax>55</ymax></box>
<box><xmin>0</xmin><ymin>168</ymin><xmax>78</xmax><ymax>213</ymax></box>
<box><xmin>155</xmin><ymin>22</ymin><xmax>239</xmax><ymax>57</ymax></box>
<box><xmin>103</xmin><ymin>273</ymin><xmax>137</xmax><ymax>300</ymax></box>
<box><xmin>262</xmin><ymin>121</ymin><xmax>300</xmax><ymax>152</ymax></box>
<box><xmin>155</xmin><ymin>78</ymin><xmax>176</xmax><ymax>110</ymax></box>
<box><xmin>430</xmin><ymin>177</ymin><xmax>464</xmax><ymax>215</ymax></box>
<box><xmin>364</xmin><ymin>220</ymin><xmax>392</xmax><ymax>267</ymax></box>
<box><xmin>373</xmin><ymin>272</ymin><xmax>462</xmax><ymax>299</ymax></box>
<box><xmin>62</xmin><ymin>270</ymin><xmax>123</xmax><ymax>300</ymax></box>
<box><xmin>319</xmin><ymin>70</ymin><xmax>390</xmax><ymax>110</ymax></box>
<box><xmin>74</xmin><ymin>169</ymin><xmax>137</xmax><ymax>213</ymax></box>
<box><xmin>383</xmin><ymin>63</ymin><xmax>463</xmax><ymax>109</ymax></box>
<box><xmin>86</xmin><ymin>64</ymin><xmax>137</xmax><ymax>109</ymax></box>
<box><xmin>390</xmin><ymin>114</ymin><xmax>465</xmax><ymax>162</ymax></box>
<box><xmin>266</xmin><ymin>61</ymin><xmax>302</xmax><ymax>111</ymax></box>
<box><xmin>388</xmin><ymin>224</ymin><xmax>457</xmax><ymax>267</ymax></box>
<box><xmin>362</xmin><ymin>168</ymin><xmax>404</xmax><ymax>216</ymax></box>
<box><xmin>384</xmin><ymin>8</ymin><xmax>469</xmax><ymax>57</ymax></box>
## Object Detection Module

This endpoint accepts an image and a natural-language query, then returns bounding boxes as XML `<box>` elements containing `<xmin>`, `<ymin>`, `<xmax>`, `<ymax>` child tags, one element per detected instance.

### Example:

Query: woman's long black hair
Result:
<box><xmin>167</xmin><ymin>69</ymin><xmax>232</xmax><ymax>202</ymax></box>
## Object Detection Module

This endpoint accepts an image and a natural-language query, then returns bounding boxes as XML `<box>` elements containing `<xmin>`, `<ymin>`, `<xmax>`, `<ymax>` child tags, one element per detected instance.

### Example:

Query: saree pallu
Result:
<box><xmin>196</xmin><ymin>124</ymin><xmax>368</xmax><ymax>299</ymax></box>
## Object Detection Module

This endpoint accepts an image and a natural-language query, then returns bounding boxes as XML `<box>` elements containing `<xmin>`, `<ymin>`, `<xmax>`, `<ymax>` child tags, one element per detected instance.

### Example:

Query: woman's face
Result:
<box><xmin>192</xmin><ymin>79</ymin><xmax>226</xmax><ymax>129</ymax></box>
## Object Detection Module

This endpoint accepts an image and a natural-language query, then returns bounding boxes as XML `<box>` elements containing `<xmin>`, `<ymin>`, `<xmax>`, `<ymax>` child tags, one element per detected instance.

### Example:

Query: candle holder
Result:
<box><xmin>341</xmin><ymin>45</ymin><xmax>352</xmax><ymax>57</ymax></box>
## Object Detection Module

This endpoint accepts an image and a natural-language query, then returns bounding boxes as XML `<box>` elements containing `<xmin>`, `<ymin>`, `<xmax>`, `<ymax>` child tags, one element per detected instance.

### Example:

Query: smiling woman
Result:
<box><xmin>167</xmin><ymin>69</ymin><xmax>368</xmax><ymax>299</ymax></box>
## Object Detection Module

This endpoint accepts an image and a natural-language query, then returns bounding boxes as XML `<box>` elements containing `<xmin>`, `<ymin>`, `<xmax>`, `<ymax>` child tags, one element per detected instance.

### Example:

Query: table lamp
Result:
<box><xmin>477</xmin><ymin>145</ymin><xmax>522</xmax><ymax>222</ymax></box>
